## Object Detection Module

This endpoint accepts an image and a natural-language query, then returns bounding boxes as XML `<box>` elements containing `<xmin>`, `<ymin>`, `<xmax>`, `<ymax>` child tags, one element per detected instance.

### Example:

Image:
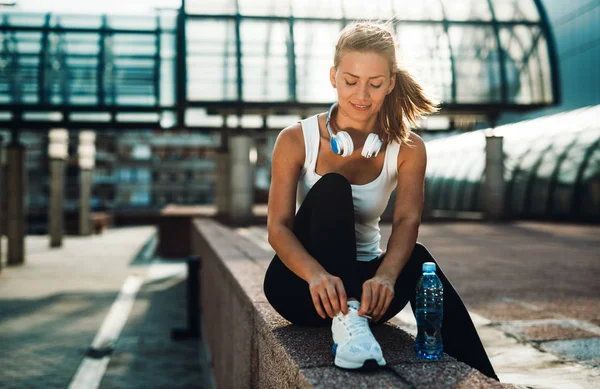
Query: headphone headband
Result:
<box><xmin>325</xmin><ymin>102</ymin><xmax>382</xmax><ymax>158</ymax></box>
<box><xmin>325</xmin><ymin>102</ymin><xmax>337</xmax><ymax>138</ymax></box>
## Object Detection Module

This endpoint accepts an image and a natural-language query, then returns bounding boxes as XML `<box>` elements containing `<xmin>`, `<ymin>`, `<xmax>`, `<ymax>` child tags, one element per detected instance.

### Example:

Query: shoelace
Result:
<box><xmin>344</xmin><ymin>311</ymin><xmax>372</xmax><ymax>338</ymax></box>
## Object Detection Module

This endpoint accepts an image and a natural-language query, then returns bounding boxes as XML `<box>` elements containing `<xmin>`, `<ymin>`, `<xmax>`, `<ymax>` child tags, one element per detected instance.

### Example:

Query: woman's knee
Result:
<box><xmin>315</xmin><ymin>172</ymin><xmax>351</xmax><ymax>191</ymax></box>
<box><xmin>407</xmin><ymin>242</ymin><xmax>437</xmax><ymax>268</ymax></box>
<box><xmin>309</xmin><ymin>173</ymin><xmax>352</xmax><ymax>204</ymax></box>
<box><xmin>264</xmin><ymin>282</ymin><xmax>329</xmax><ymax>327</ymax></box>
<box><xmin>263</xmin><ymin>258</ymin><xmax>285</xmax><ymax>306</ymax></box>
<box><xmin>263</xmin><ymin>268</ymin><xmax>276</xmax><ymax>306</ymax></box>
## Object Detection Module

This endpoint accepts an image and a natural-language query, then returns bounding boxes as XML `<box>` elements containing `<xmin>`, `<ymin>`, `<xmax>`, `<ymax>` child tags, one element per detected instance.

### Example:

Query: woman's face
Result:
<box><xmin>330</xmin><ymin>50</ymin><xmax>395</xmax><ymax>125</ymax></box>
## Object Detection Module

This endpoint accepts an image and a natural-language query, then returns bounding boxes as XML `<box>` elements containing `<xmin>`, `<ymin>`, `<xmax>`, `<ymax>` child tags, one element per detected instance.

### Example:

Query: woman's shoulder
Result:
<box><xmin>396</xmin><ymin>131</ymin><xmax>426</xmax><ymax>168</ymax></box>
<box><xmin>272</xmin><ymin>122</ymin><xmax>306</xmax><ymax>166</ymax></box>
<box><xmin>276</xmin><ymin>122</ymin><xmax>304</xmax><ymax>147</ymax></box>
<box><xmin>276</xmin><ymin>112</ymin><xmax>324</xmax><ymax>148</ymax></box>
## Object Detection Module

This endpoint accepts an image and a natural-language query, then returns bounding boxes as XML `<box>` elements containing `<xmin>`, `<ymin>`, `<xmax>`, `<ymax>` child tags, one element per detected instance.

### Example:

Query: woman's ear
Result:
<box><xmin>387</xmin><ymin>72</ymin><xmax>397</xmax><ymax>95</ymax></box>
<box><xmin>330</xmin><ymin>66</ymin><xmax>337</xmax><ymax>88</ymax></box>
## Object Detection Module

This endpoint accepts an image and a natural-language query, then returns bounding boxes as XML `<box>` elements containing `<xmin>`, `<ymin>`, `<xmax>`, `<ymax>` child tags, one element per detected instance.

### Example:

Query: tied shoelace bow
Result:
<box><xmin>344</xmin><ymin>310</ymin><xmax>372</xmax><ymax>337</ymax></box>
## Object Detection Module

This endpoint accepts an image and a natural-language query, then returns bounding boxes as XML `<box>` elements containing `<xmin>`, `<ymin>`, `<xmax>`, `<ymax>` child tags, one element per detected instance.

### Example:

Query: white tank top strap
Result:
<box><xmin>299</xmin><ymin>115</ymin><xmax>320</xmax><ymax>171</ymax></box>
<box><xmin>385</xmin><ymin>140</ymin><xmax>401</xmax><ymax>179</ymax></box>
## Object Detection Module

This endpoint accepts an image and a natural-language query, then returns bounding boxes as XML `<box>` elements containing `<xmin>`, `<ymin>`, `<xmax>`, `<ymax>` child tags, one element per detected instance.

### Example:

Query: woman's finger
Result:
<box><xmin>372</xmin><ymin>284</ymin><xmax>387</xmax><ymax>318</ymax></box>
<box><xmin>377</xmin><ymin>289</ymin><xmax>394</xmax><ymax>322</ymax></box>
<box><xmin>326</xmin><ymin>284</ymin><xmax>340</xmax><ymax>315</ymax></box>
<box><xmin>369</xmin><ymin>284</ymin><xmax>382</xmax><ymax>316</ymax></box>
<box><xmin>335</xmin><ymin>281</ymin><xmax>348</xmax><ymax>315</ymax></box>
<box><xmin>319</xmin><ymin>290</ymin><xmax>334</xmax><ymax>318</ymax></box>
<box><xmin>359</xmin><ymin>283</ymin><xmax>372</xmax><ymax>316</ymax></box>
<box><xmin>310</xmin><ymin>290</ymin><xmax>326</xmax><ymax>319</ymax></box>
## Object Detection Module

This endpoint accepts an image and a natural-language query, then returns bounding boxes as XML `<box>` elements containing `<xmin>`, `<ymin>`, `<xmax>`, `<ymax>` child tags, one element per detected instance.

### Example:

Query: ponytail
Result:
<box><xmin>378</xmin><ymin>68</ymin><xmax>439</xmax><ymax>147</ymax></box>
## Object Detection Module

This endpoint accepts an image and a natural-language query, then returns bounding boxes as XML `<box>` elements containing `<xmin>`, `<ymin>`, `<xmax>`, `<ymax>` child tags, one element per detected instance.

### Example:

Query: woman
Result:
<box><xmin>263</xmin><ymin>22</ymin><xmax>498</xmax><ymax>381</ymax></box>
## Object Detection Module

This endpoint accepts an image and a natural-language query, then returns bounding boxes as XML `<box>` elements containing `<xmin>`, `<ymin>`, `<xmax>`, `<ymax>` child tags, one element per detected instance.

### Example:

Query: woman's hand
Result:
<box><xmin>308</xmin><ymin>271</ymin><xmax>348</xmax><ymax>319</ymax></box>
<box><xmin>358</xmin><ymin>274</ymin><xmax>395</xmax><ymax>322</ymax></box>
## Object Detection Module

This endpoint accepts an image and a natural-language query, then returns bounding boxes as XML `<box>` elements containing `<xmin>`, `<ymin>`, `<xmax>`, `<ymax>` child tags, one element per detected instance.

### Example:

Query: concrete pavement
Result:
<box><xmin>0</xmin><ymin>227</ymin><xmax>215</xmax><ymax>389</ymax></box>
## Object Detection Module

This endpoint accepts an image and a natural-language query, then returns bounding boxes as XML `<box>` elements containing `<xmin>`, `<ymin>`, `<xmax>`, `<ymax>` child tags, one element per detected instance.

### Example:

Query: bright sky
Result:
<box><xmin>14</xmin><ymin>0</ymin><xmax>182</xmax><ymax>14</ymax></box>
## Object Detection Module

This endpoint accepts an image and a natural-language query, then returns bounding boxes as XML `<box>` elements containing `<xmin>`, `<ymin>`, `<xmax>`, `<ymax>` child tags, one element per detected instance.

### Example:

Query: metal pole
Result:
<box><xmin>6</xmin><ymin>132</ymin><xmax>25</xmax><ymax>265</ymax></box>
<box><xmin>0</xmin><ymin>135</ymin><xmax>3</xmax><ymax>272</ymax></box>
<box><xmin>48</xmin><ymin>128</ymin><xmax>69</xmax><ymax>247</ymax></box>
<box><xmin>49</xmin><ymin>158</ymin><xmax>66</xmax><ymax>247</ymax></box>
<box><xmin>171</xmin><ymin>256</ymin><xmax>201</xmax><ymax>340</ymax></box>
<box><xmin>176</xmin><ymin>3</ymin><xmax>187</xmax><ymax>127</ymax></box>
<box><xmin>186</xmin><ymin>256</ymin><xmax>200</xmax><ymax>337</ymax></box>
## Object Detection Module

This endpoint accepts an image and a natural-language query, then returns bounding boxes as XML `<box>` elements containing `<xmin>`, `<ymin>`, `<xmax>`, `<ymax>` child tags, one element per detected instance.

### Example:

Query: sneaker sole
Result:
<box><xmin>332</xmin><ymin>344</ymin><xmax>387</xmax><ymax>370</ymax></box>
<box><xmin>334</xmin><ymin>356</ymin><xmax>387</xmax><ymax>370</ymax></box>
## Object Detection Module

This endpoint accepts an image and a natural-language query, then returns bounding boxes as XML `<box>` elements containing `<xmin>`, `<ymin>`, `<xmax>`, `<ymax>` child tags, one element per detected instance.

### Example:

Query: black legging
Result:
<box><xmin>263</xmin><ymin>173</ymin><xmax>498</xmax><ymax>380</ymax></box>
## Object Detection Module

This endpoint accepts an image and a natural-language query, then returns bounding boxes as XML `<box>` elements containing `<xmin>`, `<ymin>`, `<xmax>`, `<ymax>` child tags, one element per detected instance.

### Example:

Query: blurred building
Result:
<box><xmin>0</xmin><ymin>128</ymin><xmax>219</xmax><ymax>233</ymax></box>
<box><xmin>425</xmin><ymin>106</ymin><xmax>600</xmax><ymax>222</ymax></box>
<box><xmin>501</xmin><ymin>0</ymin><xmax>600</xmax><ymax>123</ymax></box>
<box><xmin>421</xmin><ymin>1</ymin><xmax>599</xmax><ymax>222</ymax></box>
<box><xmin>116</xmin><ymin>129</ymin><xmax>218</xmax><ymax>208</ymax></box>
<box><xmin>2</xmin><ymin>0</ymin><xmax>598</xmax><ymax>230</ymax></box>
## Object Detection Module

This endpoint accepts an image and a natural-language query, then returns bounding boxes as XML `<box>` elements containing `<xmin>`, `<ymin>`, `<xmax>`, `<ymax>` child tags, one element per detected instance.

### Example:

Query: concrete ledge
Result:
<box><xmin>192</xmin><ymin>219</ymin><xmax>512</xmax><ymax>389</ymax></box>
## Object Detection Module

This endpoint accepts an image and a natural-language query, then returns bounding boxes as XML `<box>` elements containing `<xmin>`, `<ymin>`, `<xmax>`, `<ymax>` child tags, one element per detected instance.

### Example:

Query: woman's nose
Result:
<box><xmin>356</xmin><ymin>84</ymin><xmax>370</xmax><ymax>100</ymax></box>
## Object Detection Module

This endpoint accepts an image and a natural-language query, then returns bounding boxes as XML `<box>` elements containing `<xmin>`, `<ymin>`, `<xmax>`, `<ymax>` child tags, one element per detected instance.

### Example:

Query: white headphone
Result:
<box><xmin>325</xmin><ymin>102</ymin><xmax>383</xmax><ymax>158</ymax></box>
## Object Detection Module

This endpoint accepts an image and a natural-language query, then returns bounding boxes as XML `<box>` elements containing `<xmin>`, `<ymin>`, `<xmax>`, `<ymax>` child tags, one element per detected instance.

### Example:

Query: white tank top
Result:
<box><xmin>296</xmin><ymin>114</ymin><xmax>401</xmax><ymax>262</ymax></box>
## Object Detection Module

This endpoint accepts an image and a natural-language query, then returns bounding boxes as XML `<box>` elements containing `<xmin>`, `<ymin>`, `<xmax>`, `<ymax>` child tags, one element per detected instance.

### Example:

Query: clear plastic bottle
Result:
<box><xmin>415</xmin><ymin>262</ymin><xmax>444</xmax><ymax>360</ymax></box>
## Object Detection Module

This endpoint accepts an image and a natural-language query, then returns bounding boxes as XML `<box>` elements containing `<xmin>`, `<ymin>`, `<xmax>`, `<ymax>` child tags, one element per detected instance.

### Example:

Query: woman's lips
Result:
<box><xmin>350</xmin><ymin>102</ymin><xmax>371</xmax><ymax>111</ymax></box>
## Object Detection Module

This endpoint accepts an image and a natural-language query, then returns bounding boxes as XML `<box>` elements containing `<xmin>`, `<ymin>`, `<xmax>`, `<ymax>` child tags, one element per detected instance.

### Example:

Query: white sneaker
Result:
<box><xmin>331</xmin><ymin>300</ymin><xmax>387</xmax><ymax>369</ymax></box>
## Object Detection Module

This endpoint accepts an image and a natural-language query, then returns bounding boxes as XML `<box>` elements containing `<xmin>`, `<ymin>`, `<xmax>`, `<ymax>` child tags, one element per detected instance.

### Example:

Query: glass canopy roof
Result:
<box><xmin>0</xmin><ymin>0</ymin><xmax>559</xmax><ymax>130</ymax></box>
<box><xmin>424</xmin><ymin>105</ymin><xmax>600</xmax><ymax>221</ymax></box>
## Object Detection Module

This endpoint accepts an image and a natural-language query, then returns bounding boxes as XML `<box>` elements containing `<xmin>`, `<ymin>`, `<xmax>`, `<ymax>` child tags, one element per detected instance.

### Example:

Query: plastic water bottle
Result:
<box><xmin>415</xmin><ymin>262</ymin><xmax>444</xmax><ymax>360</ymax></box>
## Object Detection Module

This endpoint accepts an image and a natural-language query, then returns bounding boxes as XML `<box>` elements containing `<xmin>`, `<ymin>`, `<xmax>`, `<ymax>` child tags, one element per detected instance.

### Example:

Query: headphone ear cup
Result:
<box><xmin>330</xmin><ymin>135</ymin><xmax>343</xmax><ymax>155</ymax></box>
<box><xmin>362</xmin><ymin>133</ymin><xmax>383</xmax><ymax>158</ymax></box>
<box><xmin>338</xmin><ymin>131</ymin><xmax>354</xmax><ymax>157</ymax></box>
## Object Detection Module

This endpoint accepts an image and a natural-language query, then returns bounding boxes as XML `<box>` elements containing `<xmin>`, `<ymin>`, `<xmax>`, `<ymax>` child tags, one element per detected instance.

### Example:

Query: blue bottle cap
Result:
<box><xmin>422</xmin><ymin>262</ymin><xmax>436</xmax><ymax>273</ymax></box>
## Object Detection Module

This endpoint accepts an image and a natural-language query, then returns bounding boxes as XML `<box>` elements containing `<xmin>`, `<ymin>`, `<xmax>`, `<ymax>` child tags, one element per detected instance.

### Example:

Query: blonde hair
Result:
<box><xmin>333</xmin><ymin>22</ymin><xmax>439</xmax><ymax>146</ymax></box>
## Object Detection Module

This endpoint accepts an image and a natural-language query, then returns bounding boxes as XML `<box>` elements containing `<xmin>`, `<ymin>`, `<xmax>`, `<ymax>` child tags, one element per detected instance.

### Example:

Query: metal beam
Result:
<box><xmin>487</xmin><ymin>0</ymin><xmax>508</xmax><ymax>103</ymax></box>
<box><xmin>184</xmin><ymin>13</ymin><xmax>543</xmax><ymax>27</ymax></box>
<box><xmin>533</xmin><ymin>0</ymin><xmax>561</xmax><ymax>105</ymax></box>
<box><xmin>0</xmin><ymin>100</ymin><xmax>555</xmax><ymax>118</ymax></box>
<box><xmin>154</xmin><ymin>14</ymin><xmax>161</xmax><ymax>107</ymax></box>
<box><xmin>0</xmin><ymin>104</ymin><xmax>173</xmax><ymax>112</ymax></box>
<box><xmin>0</xmin><ymin>25</ymin><xmax>175</xmax><ymax>34</ymax></box>
<box><xmin>235</xmin><ymin>4</ymin><xmax>243</xmax><ymax>103</ymax></box>
<box><xmin>288</xmin><ymin>16</ymin><xmax>297</xmax><ymax>101</ymax></box>
<box><xmin>175</xmin><ymin>4</ymin><xmax>187</xmax><ymax>127</ymax></box>
<box><xmin>98</xmin><ymin>15</ymin><xmax>107</xmax><ymax>106</ymax></box>
<box><xmin>6</xmin><ymin>21</ymin><xmax>20</xmax><ymax>103</ymax></box>
<box><xmin>0</xmin><ymin>120</ymin><xmax>164</xmax><ymax>130</ymax></box>
<box><xmin>518</xmin><ymin>30</ymin><xmax>545</xmax><ymax>100</ymax></box>
<box><xmin>191</xmin><ymin>100</ymin><xmax>555</xmax><ymax>115</ymax></box>
<box><xmin>38</xmin><ymin>13</ymin><xmax>50</xmax><ymax>104</ymax></box>
<box><xmin>222</xmin><ymin>14</ymin><xmax>232</xmax><ymax>100</ymax></box>
<box><xmin>263</xmin><ymin>22</ymin><xmax>273</xmax><ymax>99</ymax></box>
<box><xmin>439</xmin><ymin>2</ymin><xmax>457</xmax><ymax>103</ymax></box>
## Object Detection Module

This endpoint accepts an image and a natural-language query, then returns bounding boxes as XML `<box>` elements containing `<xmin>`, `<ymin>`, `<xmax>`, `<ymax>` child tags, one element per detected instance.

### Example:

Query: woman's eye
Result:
<box><xmin>345</xmin><ymin>81</ymin><xmax>357</xmax><ymax>86</ymax></box>
<box><xmin>371</xmin><ymin>84</ymin><xmax>382</xmax><ymax>89</ymax></box>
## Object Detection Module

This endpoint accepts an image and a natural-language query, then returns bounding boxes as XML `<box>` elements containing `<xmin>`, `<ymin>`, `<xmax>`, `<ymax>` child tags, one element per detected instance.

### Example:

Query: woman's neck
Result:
<box><xmin>332</xmin><ymin>104</ymin><xmax>380</xmax><ymax>137</ymax></box>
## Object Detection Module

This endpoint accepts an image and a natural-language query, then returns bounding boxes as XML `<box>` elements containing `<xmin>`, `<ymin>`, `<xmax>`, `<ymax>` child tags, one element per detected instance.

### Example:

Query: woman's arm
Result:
<box><xmin>267</xmin><ymin>124</ymin><xmax>323</xmax><ymax>281</ymax></box>
<box><xmin>377</xmin><ymin>132</ymin><xmax>427</xmax><ymax>280</ymax></box>
<box><xmin>267</xmin><ymin>123</ymin><xmax>348</xmax><ymax>318</ymax></box>
<box><xmin>359</xmin><ymin>132</ymin><xmax>427</xmax><ymax>319</ymax></box>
